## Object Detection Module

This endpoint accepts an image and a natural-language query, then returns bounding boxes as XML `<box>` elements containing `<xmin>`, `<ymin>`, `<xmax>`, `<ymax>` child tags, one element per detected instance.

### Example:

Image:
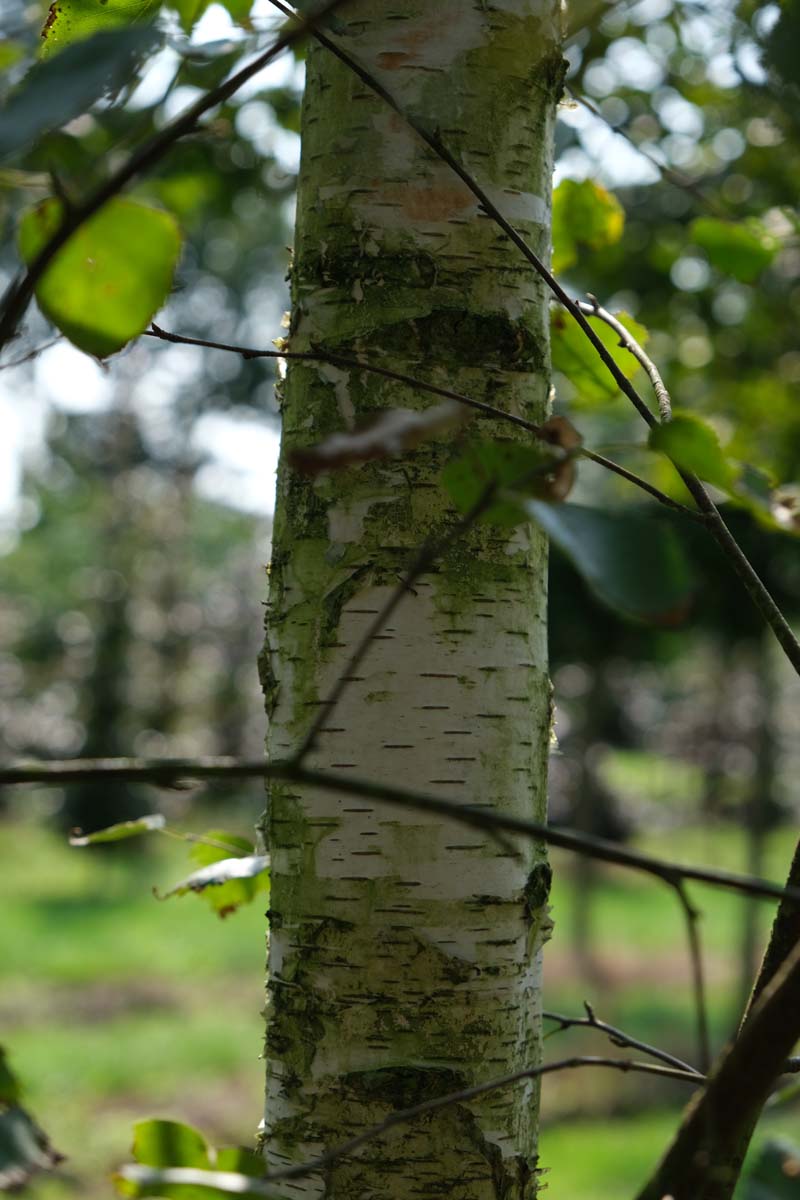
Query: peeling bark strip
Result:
<box><xmin>261</xmin><ymin>3</ymin><xmax>562</xmax><ymax>1196</ymax></box>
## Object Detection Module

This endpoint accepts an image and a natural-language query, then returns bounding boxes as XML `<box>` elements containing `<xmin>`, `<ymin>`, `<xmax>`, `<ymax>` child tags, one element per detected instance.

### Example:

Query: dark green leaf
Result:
<box><xmin>18</xmin><ymin>197</ymin><xmax>182</xmax><ymax>358</ymax></box>
<box><xmin>156</xmin><ymin>853</ymin><xmax>269</xmax><ymax>917</ymax></box>
<box><xmin>552</xmin><ymin>178</ymin><xmax>624</xmax><ymax>274</ymax></box>
<box><xmin>551</xmin><ymin>310</ymin><xmax>649</xmax><ymax>405</ymax></box>
<box><xmin>0</xmin><ymin>27</ymin><xmax>161</xmax><ymax>162</ymax></box>
<box><xmin>527</xmin><ymin>501</ymin><xmax>693</xmax><ymax>624</ymax></box>
<box><xmin>649</xmin><ymin>411</ymin><xmax>735</xmax><ymax>490</ymax></box>
<box><xmin>0</xmin><ymin>1105</ymin><xmax>64</xmax><ymax>1190</ymax></box>
<box><xmin>442</xmin><ymin>440</ymin><xmax>566</xmax><ymax>527</ymax></box>
<box><xmin>69</xmin><ymin>813</ymin><xmax>166</xmax><ymax>846</ymax></box>
<box><xmin>741</xmin><ymin>1138</ymin><xmax>800</xmax><ymax>1199</ymax></box>
<box><xmin>691</xmin><ymin>217</ymin><xmax>778</xmax><ymax>283</ymax></box>
<box><xmin>0</xmin><ymin>1049</ymin><xmax>21</xmax><ymax>1107</ymax></box>
<box><xmin>40</xmin><ymin>0</ymin><xmax>161</xmax><ymax>57</ymax></box>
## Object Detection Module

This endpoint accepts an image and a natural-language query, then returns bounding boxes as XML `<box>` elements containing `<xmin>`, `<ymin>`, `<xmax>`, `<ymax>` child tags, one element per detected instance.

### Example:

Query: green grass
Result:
<box><xmin>3</xmin><ymin>815</ymin><xmax>798</xmax><ymax>1199</ymax></box>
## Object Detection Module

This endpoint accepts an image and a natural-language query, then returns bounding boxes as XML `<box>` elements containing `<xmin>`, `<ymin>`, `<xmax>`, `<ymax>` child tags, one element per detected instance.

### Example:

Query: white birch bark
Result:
<box><xmin>260</xmin><ymin>3</ymin><xmax>563</xmax><ymax>1195</ymax></box>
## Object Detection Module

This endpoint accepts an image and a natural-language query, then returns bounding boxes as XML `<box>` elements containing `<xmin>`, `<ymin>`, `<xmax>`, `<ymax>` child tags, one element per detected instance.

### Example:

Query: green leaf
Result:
<box><xmin>691</xmin><ymin>217</ymin><xmax>778</xmax><ymax>283</ymax></box>
<box><xmin>0</xmin><ymin>40</ymin><xmax>25</xmax><ymax>72</ymax></box>
<box><xmin>69</xmin><ymin>813</ymin><xmax>166</xmax><ymax>846</ymax></box>
<box><xmin>442</xmin><ymin>440</ymin><xmax>565</xmax><ymax>527</ymax></box>
<box><xmin>551</xmin><ymin>309</ymin><xmax>649</xmax><ymax>405</ymax></box>
<box><xmin>116</xmin><ymin>1164</ymin><xmax>278</xmax><ymax>1199</ymax></box>
<box><xmin>132</xmin><ymin>1120</ymin><xmax>211</xmax><ymax>1169</ymax></box>
<box><xmin>18</xmin><ymin>197</ymin><xmax>182</xmax><ymax>358</ymax></box>
<box><xmin>0</xmin><ymin>1049</ymin><xmax>21</xmax><ymax>1107</ymax></box>
<box><xmin>40</xmin><ymin>0</ymin><xmax>161</xmax><ymax>57</ymax></box>
<box><xmin>0</xmin><ymin>28</ymin><xmax>160</xmax><ymax>162</ymax></box>
<box><xmin>156</xmin><ymin>853</ymin><xmax>269</xmax><ymax>918</ymax></box>
<box><xmin>527</xmin><ymin>501</ymin><xmax>693</xmax><ymax>624</ymax></box>
<box><xmin>0</xmin><ymin>1105</ymin><xmax>64</xmax><ymax>1190</ymax></box>
<box><xmin>742</xmin><ymin>1138</ymin><xmax>800</xmax><ymax>1199</ymax></box>
<box><xmin>169</xmin><ymin>0</ymin><xmax>212</xmax><ymax>34</ymax></box>
<box><xmin>551</xmin><ymin>178</ymin><xmax>624</xmax><ymax>273</ymax></box>
<box><xmin>649</xmin><ymin>411</ymin><xmax>735</xmax><ymax>490</ymax></box>
<box><xmin>189</xmin><ymin>830</ymin><xmax>255</xmax><ymax>867</ymax></box>
<box><xmin>214</xmin><ymin>1148</ymin><xmax>265</xmax><ymax>1177</ymax></box>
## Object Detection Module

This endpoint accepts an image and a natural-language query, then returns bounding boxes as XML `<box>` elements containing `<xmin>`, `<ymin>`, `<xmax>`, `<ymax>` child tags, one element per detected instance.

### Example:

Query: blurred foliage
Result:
<box><xmin>1</xmin><ymin>0</ymin><xmax>800</xmax><ymax>1191</ymax></box>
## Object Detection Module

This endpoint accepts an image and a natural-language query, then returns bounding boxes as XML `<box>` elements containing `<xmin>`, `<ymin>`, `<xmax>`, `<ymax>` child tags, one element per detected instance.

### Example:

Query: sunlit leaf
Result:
<box><xmin>691</xmin><ymin>217</ymin><xmax>778</xmax><ymax>283</ymax></box>
<box><xmin>132</xmin><ymin>1120</ymin><xmax>212</xmax><ymax>1170</ymax></box>
<box><xmin>551</xmin><ymin>309</ymin><xmax>649</xmax><ymax>405</ymax></box>
<box><xmin>156</xmin><ymin>853</ymin><xmax>269</xmax><ymax>918</ymax></box>
<box><xmin>69</xmin><ymin>813</ymin><xmax>167</xmax><ymax>846</ymax></box>
<box><xmin>649</xmin><ymin>411</ymin><xmax>735</xmax><ymax>490</ymax></box>
<box><xmin>40</xmin><ymin>0</ymin><xmax>161</xmax><ymax>57</ymax></box>
<box><xmin>742</xmin><ymin>1138</ymin><xmax>800</xmax><ymax>1199</ymax></box>
<box><xmin>117</xmin><ymin>1126</ymin><xmax>270</xmax><ymax>1200</ymax></box>
<box><xmin>116</xmin><ymin>1164</ymin><xmax>278</xmax><ymax>1199</ymax></box>
<box><xmin>18</xmin><ymin>197</ymin><xmax>182</xmax><ymax>358</ymax></box>
<box><xmin>0</xmin><ymin>27</ymin><xmax>160</xmax><ymax>162</ymax></box>
<box><xmin>552</xmin><ymin>178</ymin><xmax>624</xmax><ymax>273</ymax></box>
<box><xmin>526</xmin><ymin>501</ymin><xmax>693</xmax><ymax>624</ymax></box>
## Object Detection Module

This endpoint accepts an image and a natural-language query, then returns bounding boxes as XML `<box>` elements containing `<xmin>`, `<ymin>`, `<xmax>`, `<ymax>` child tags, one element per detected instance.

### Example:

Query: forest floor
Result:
<box><xmin>2</xmin><ymin>809</ymin><xmax>799</xmax><ymax>1200</ymax></box>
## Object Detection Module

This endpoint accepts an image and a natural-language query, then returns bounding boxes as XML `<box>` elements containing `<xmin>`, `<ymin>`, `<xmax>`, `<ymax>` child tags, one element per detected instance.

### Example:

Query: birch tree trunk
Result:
<box><xmin>260</xmin><ymin>4</ymin><xmax>563</xmax><ymax>1195</ymax></box>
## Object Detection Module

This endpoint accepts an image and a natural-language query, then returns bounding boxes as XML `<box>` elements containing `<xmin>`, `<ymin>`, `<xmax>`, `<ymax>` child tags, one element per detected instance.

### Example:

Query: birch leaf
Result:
<box><xmin>552</xmin><ymin>178</ymin><xmax>624</xmax><ymax>273</ymax></box>
<box><xmin>527</xmin><ymin>501</ymin><xmax>693</xmax><ymax>625</ymax></box>
<box><xmin>40</xmin><ymin>0</ymin><xmax>161</xmax><ymax>57</ymax></box>
<box><xmin>18</xmin><ymin>197</ymin><xmax>181</xmax><ymax>358</ymax></box>
<box><xmin>155</xmin><ymin>854</ymin><xmax>269</xmax><ymax>918</ymax></box>
<box><xmin>69</xmin><ymin>813</ymin><xmax>167</xmax><ymax>845</ymax></box>
<box><xmin>0</xmin><ymin>27</ymin><xmax>159</xmax><ymax>162</ymax></box>
<box><xmin>551</xmin><ymin>310</ymin><xmax>649</xmax><ymax>405</ymax></box>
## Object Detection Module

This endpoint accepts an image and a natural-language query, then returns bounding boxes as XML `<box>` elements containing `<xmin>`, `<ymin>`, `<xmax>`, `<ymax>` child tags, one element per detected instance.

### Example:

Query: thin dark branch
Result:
<box><xmin>672</xmin><ymin>880</ymin><xmax>712</xmax><ymax>1073</ymax></box>
<box><xmin>147</xmin><ymin>325</ymin><xmax>541</xmax><ymax>433</ymax></box>
<box><xmin>278</xmin><ymin>0</ymin><xmax>800</xmax><ymax>677</ymax></box>
<box><xmin>148</xmin><ymin>324</ymin><xmax>704</xmax><ymax>519</ymax></box>
<box><xmin>543</xmin><ymin>1004</ymin><xmax>702</xmax><ymax>1076</ymax></box>
<box><xmin>261</xmin><ymin>1055</ymin><xmax>702</xmax><ymax>1186</ymax></box>
<box><xmin>0</xmin><ymin>0</ymin><xmax>351</xmax><ymax>353</ymax></box>
<box><xmin>581</xmin><ymin>448</ymin><xmax>705</xmax><ymax>519</ymax></box>
<box><xmin>4</xmin><ymin>756</ymin><xmax>800</xmax><ymax>907</ymax></box>
<box><xmin>578</xmin><ymin>296</ymin><xmax>673</xmax><ymax>422</ymax></box>
<box><xmin>568</xmin><ymin>88</ymin><xmax>727</xmax><ymax>220</ymax></box>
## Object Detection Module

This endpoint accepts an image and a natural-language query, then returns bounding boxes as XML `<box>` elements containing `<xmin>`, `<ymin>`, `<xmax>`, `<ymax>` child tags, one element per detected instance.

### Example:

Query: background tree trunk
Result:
<box><xmin>260</xmin><ymin>4</ymin><xmax>563</xmax><ymax>1194</ymax></box>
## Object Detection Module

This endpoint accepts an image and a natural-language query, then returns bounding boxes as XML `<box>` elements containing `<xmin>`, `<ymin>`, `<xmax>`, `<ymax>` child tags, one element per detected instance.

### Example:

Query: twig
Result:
<box><xmin>147</xmin><ymin>325</ymin><xmax>541</xmax><ymax>434</ymax></box>
<box><xmin>0</xmin><ymin>0</ymin><xmax>351</xmax><ymax>353</ymax></box>
<box><xmin>147</xmin><ymin>324</ymin><xmax>704</xmax><ymax>519</ymax></box>
<box><xmin>278</xmin><ymin>0</ymin><xmax>800</xmax><ymax>677</ymax></box>
<box><xmin>581</xmin><ymin>448</ymin><xmax>705</xmax><ymax>519</ymax></box>
<box><xmin>4</xmin><ymin>756</ymin><xmax>800</xmax><ymax>907</ymax></box>
<box><xmin>578</xmin><ymin>296</ymin><xmax>673</xmax><ymax>422</ymax></box>
<box><xmin>543</xmin><ymin>1003</ymin><xmax>702</xmax><ymax>1076</ymax></box>
<box><xmin>261</xmin><ymin>1055</ymin><xmax>702</xmax><ymax>1186</ymax></box>
<box><xmin>672</xmin><ymin>880</ymin><xmax>712</xmax><ymax>1073</ymax></box>
<box><xmin>567</xmin><ymin>88</ymin><xmax>727</xmax><ymax>220</ymax></box>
